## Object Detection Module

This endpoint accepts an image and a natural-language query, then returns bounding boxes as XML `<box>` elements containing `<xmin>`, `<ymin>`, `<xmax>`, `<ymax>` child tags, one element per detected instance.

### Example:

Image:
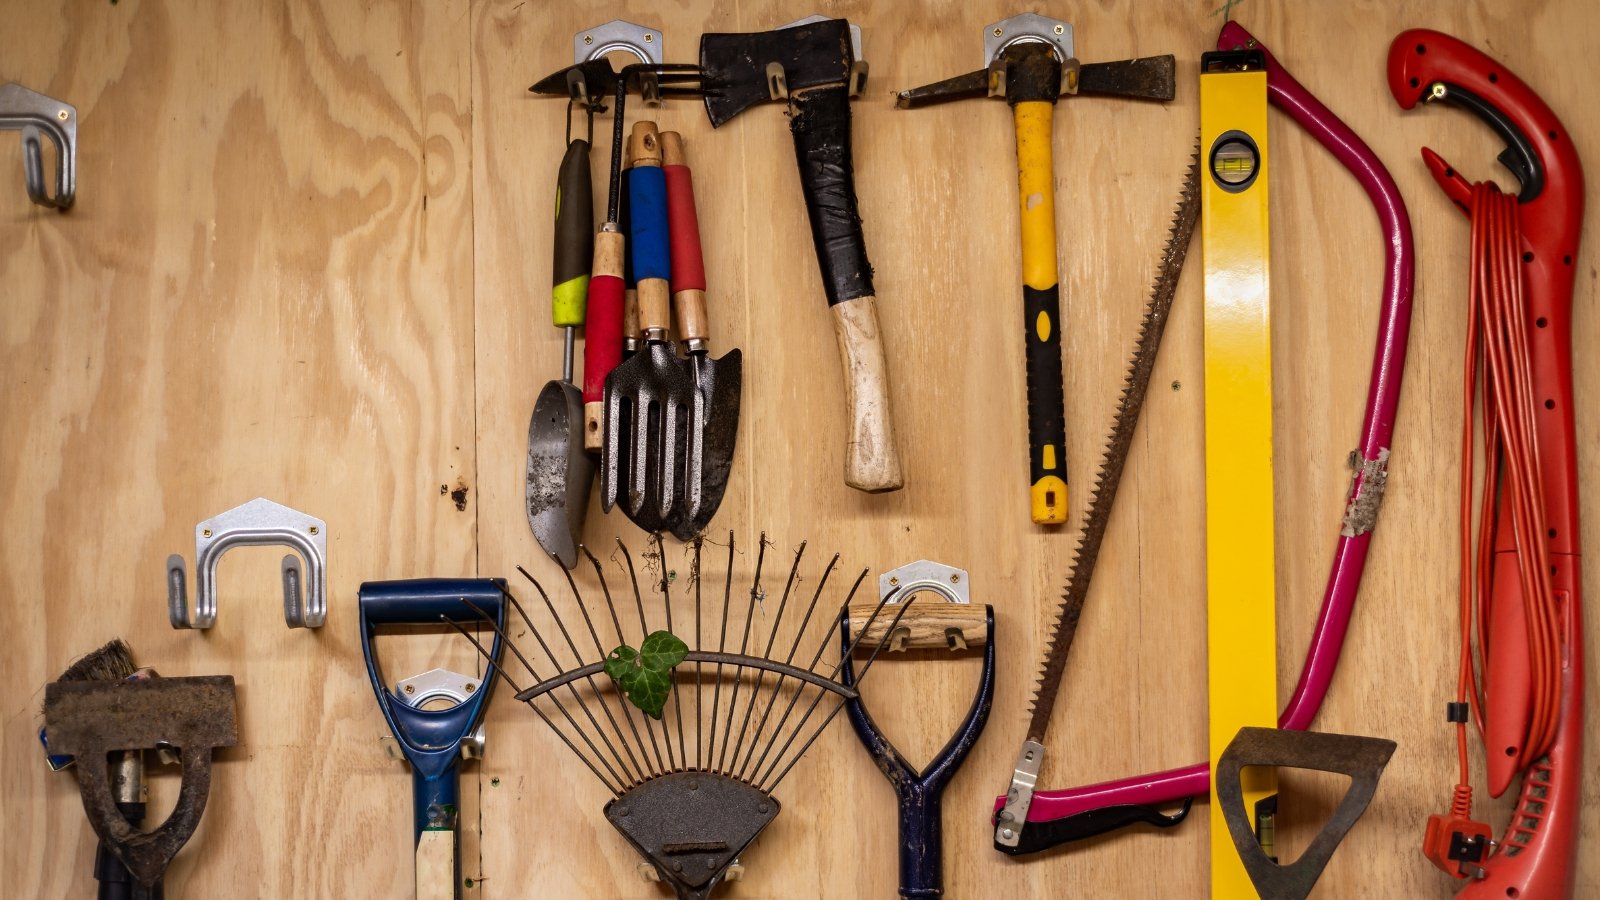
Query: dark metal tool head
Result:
<box><xmin>608</xmin><ymin>771</ymin><xmax>777</xmax><ymax>900</ymax></box>
<box><xmin>671</xmin><ymin>348</ymin><xmax>741</xmax><ymax>540</ymax></box>
<box><xmin>602</xmin><ymin>341</ymin><xmax>695</xmax><ymax>532</ymax></box>
<box><xmin>895</xmin><ymin>13</ymin><xmax>1174</xmax><ymax>109</ymax></box>
<box><xmin>527</xmin><ymin>379</ymin><xmax>593</xmax><ymax>567</ymax></box>
<box><xmin>530</xmin><ymin>60</ymin><xmax>705</xmax><ymax>108</ymax></box>
<box><xmin>699</xmin><ymin>17</ymin><xmax>862</xmax><ymax>128</ymax></box>
<box><xmin>44</xmin><ymin>676</ymin><xmax>239</xmax><ymax>891</ymax></box>
<box><xmin>1216</xmin><ymin>727</ymin><xmax>1397</xmax><ymax>900</ymax></box>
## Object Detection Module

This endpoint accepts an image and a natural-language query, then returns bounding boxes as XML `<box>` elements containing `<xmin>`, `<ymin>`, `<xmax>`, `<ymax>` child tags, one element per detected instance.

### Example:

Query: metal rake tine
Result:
<box><xmin>746</xmin><ymin>567</ymin><xmax>871</xmax><ymax>783</ymax></box>
<box><xmin>736</xmin><ymin>550</ymin><xmax>837</xmax><ymax>779</ymax></box>
<box><xmin>728</xmin><ymin>541</ymin><xmax>806</xmax><ymax>777</ymax></box>
<box><xmin>501</xmin><ymin>577</ymin><xmax>648</xmax><ymax>786</ymax></box>
<box><xmin>614</xmin><ymin>539</ymin><xmax>671</xmax><ymax>772</ymax></box>
<box><xmin>706</xmin><ymin>532</ymin><xmax>735</xmax><ymax>766</ymax></box>
<box><xmin>653</xmin><ymin>533</ymin><xmax>689</xmax><ymax>771</ymax></box>
<box><xmin>445</xmin><ymin>616</ymin><xmax>626</xmax><ymax>795</ymax></box>
<box><xmin>579</xmin><ymin>544</ymin><xmax>660</xmax><ymax>776</ymax></box>
<box><xmin>762</xmin><ymin>597</ymin><xmax>919</xmax><ymax>793</ymax></box>
<box><xmin>717</xmin><ymin>533</ymin><xmax>769</xmax><ymax>772</ymax></box>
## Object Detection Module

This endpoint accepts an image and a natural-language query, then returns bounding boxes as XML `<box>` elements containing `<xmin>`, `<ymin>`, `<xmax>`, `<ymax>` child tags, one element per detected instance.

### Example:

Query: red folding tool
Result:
<box><xmin>1389</xmin><ymin>29</ymin><xmax>1585</xmax><ymax>899</ymax></box>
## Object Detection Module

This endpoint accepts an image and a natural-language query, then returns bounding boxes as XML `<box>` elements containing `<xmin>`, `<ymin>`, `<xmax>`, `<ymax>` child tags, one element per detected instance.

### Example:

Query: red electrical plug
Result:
<box><xmin>1423</xmin><ymin>785</ymin><xmax>1493</xmax><ymax>880</ymax></box>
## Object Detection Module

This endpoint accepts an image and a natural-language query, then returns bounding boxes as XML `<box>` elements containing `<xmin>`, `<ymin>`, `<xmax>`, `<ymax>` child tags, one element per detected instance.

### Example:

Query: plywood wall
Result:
<box><xmin>2</xmin><ymin>0</ymin><xmax>1596</xmax><ymax>896</ymax></box>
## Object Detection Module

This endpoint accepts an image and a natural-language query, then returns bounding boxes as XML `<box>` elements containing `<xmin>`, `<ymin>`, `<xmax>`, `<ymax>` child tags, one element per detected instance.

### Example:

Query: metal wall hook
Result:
<box><xmin>166</xmin><ymin>497</ymin><xmax>328</xmax><ymax>630</ymax></box>
<box><xmin>0</xmin><ymin>82</ymin><xmax>76</xmax><ymax>210</ymax></box>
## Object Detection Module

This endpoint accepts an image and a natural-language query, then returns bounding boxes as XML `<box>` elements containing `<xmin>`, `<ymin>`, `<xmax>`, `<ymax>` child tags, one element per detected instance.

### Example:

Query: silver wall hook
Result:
<box><xmin>0</xmin><ymin>82</ymin><xmax>76</xmax><ymax>210</ymax></box>
<box><xmin>167</xmin><ymin>497</ymin><xmax>328</xmax><ymax>629</ymax></box>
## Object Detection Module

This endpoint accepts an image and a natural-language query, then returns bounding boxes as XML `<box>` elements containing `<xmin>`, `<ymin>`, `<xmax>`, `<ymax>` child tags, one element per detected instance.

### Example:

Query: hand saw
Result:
<box><xmin>1389</xmin><ymin>30</ymin><xmax>1585</xmax><ymax>899</ymax></box>
<box><xmin>993</xmin><ymin>22</ymin><xmax>1416</xmax><ymax>855</ymax></box>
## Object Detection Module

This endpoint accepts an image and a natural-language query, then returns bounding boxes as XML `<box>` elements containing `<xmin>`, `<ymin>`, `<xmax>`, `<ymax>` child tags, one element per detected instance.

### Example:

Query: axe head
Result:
<box><xmin>700</xmin><ymin>18</ymin><xmax>855</xmax><ymax>127</ymax></box>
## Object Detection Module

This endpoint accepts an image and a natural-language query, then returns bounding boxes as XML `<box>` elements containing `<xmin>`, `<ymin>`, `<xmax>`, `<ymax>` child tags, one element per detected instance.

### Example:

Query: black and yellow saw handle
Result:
<box><xmin>1014</xmin><ymin>99</ymin><xmax>1068</xmax><ymax>524</ymax></box>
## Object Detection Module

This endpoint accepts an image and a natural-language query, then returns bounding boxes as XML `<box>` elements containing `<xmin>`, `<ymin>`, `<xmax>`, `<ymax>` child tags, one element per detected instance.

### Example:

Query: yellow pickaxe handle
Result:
<box><xmin>1014</xmin><ymin>100</ymin><xmax>1069</xmax><ymax>524</ymax></box>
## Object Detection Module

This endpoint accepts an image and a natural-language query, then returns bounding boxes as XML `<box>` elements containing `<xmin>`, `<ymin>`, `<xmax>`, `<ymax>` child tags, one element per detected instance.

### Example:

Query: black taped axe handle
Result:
<box><xmin>790</xmin><ymin>85</ymin><xmax>904</xmax><ymax>492</ymax></box>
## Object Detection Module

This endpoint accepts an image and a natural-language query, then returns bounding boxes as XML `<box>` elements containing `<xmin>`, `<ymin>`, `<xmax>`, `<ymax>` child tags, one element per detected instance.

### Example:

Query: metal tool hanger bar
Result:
<box><xmin>0</xmin><ymin>82</ymin><xmax>76</xmax><ymax>210</ymax></box>
<box><xmin>166</xmin><ymin>497</ymin><xmax>328</xmax><ymax>629</ymax></box>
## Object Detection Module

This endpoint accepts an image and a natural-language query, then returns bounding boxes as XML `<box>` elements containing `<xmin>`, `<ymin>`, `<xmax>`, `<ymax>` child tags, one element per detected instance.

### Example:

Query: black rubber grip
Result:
<box><xmin>551</xmin><ymin>139</ymin><xmax>593</xmax><ymax>294</ymax></box>
<box><xmin>1025</xmin><ymin>283</ymin><xmax>1068</xmax><ymax>486</ymax></box>
<box><xmin>790</xmin><ymin>84</ymin><xmax>873</xmax><ymax>305</ymax></box>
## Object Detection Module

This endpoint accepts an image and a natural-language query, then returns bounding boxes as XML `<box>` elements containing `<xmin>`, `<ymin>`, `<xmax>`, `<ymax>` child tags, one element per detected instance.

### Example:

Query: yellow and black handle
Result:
<box><xmin>1009</xmin><ymin>51</ymin><xmax>1069</xmax><ymax>525</ymax></box>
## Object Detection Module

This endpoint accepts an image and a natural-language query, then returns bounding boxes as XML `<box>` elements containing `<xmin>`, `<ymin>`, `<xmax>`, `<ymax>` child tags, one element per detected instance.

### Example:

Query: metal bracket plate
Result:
<box><xmin>878</xmin><ymin>559</ymin><xmax>970</xmax><ymax>605</ymax></box>
<box><xmin>983</xmin><ymin>13</ymin><xmax>1073</xmax><ymax>67</ymax></box>
<box><xmin>0</xmin><ymin>82</ymin><xmax>76</xmax><ymax>210</ymax></box>
<box><xmin>166</xmin><ymin>497</ymin><xmax>328</xmax><ymax>630</ymax></box>
<box><xmin>395</xmin><ymin>667</ymin><xmax>488</xmax><ymax>760</ymax></box>
<box><xmin>574</xmin><ymin>19</ymin><xmax>663</xmax><ymax>66</ymax></box>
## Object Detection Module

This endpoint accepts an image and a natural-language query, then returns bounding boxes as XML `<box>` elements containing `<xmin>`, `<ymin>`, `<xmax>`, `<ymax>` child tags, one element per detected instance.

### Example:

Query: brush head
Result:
<box><xmin>56</xmin><ymin>640</ymin><xmax>137</xmax><ymax>685</ymax></box>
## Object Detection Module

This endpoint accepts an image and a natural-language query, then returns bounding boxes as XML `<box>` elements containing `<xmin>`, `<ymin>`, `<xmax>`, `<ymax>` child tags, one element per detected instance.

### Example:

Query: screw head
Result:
<box><xmin>993</xmin><ymin>27</ymin><xmax>1003</xmax><ymax>37</ymax></box>
<box><xmin>404</xmin><ymin>684</ymin><xmax>415</xmax><ymax>694</ymax></box>
<box><xmin>950</xmin><ymin>573</ymin><xmax>961</xmax><ymax>583</ymax></box>
<box><xmin>584</xmin><ymin>34</ymin><xmax>593</xmax><ymax>45</ymax></box>
<box><xmin>644</xmin><ymin>33</ymin><xmax>654</xmax><ymax>43</ymax></box>
<box><xmin>1053</xmin><ymin>24</ymin><xmax>1064</xmax><ymax>34</ymax></box>
<box><xmin>1002</xmin><ymin>827</ymin><xmax>1015</xmax><ymax>839</ymax></box>
<box><xmin>202</xmin><ymin>528</ymin><xmax>213</xmax><ymax>538</ymax></box>
<box><xmin>672</xmin><ymin>861</ymin><xmax>683</xmax><ymax>872</ymax></box>
<box><xmin>465</xmin><ymin>682</ymin><xmax>476</xmax><ymax>693</ymax></box>
<box><xmin>57</xmin><ymin>109</ymin><xmax>69</xmax><ymax>120</ymax></box>
<box><xmin>309</xmin><ymin>525</ymin><xmax>319</xmax><ymax>535</ymax></box>
<box><xmin>889</xmin><ymin>576</ymin><xmax>899</xmax><ymax>586</ymax></box>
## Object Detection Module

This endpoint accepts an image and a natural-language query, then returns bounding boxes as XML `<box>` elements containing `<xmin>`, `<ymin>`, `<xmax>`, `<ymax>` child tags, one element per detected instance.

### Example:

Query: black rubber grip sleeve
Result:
<box><xmin>1025</xmin><ymin>283</ymin><xmax>1067</xmax><ymax>486</ymax></box>
<box><xmin>552</xmin><ymin>139</ymin><xmax>593</xmax><ymax>291</ymax></box>
<box><xmin>789</xmin><ymin>84</ymin><xmax>873</xmax><ymax>305</ymax></box>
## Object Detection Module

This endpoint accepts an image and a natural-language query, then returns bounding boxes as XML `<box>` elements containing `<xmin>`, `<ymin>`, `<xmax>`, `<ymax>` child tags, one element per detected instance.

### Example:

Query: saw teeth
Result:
<box><xmin>1023</xmin><ymin>147</ymin><xmax>1202</xmax><ymax>743</ymax></box>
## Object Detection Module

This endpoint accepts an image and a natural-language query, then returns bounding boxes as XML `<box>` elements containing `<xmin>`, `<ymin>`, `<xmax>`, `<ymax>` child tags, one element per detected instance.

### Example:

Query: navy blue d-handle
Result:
<box><xmin>841</xmin><ymin>606</ymin><xmax>996</xmax><ymax>898</ymax></box>
<box><xmin>360</xmin><ymin>578</ymin><xmax>506</xmax><ymax>897</ymax></box>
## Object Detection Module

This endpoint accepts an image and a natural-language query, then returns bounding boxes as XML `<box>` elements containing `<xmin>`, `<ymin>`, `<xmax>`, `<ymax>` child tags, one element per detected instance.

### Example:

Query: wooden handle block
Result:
<box><xmin>415</xmin><ymin>830</ymin><xmax>455</xmax><ymax>900</ymax></box>
<box><xmin>638</xmin><ymin>280</ymin><xmax>670</xmax><ymax>333</ymax></box>
<box><xmin>584</xmin><ymin>401</ymin><xmax>603</xmax><ymax>452</ymax></box>
<box><xmin>674</xmin><ymin>288</ymin><xmax>708</xmax><ymax>343</ymax></box>
<box><xmin>831</xmin><ymin>295</ymin><xmax>904</xmax><ymax>492</ymax></box>
<box><xmin>629</xmin><ymin>121</ymin><xmax>661</xmax><ymax>167</ymax></box>
<box><xmin>848</xmin><ymin>602</ymin><xmax>989</xmax><ymax>652</ymax></box>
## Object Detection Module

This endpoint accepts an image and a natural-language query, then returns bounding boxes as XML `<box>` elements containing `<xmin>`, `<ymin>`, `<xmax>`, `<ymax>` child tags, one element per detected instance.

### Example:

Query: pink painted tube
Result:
<box><xmin>997</xmin><ymin>21</ymin><xmax>1415</xmax><ymax>828</ymax></box>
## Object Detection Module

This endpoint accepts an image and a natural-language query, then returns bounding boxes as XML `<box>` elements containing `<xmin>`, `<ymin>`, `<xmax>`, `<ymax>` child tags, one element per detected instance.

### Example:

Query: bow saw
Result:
<box><xmin>993</xmin><ymin>22</ymin><xmax>1416</xmax><ymax>855</ymax></box>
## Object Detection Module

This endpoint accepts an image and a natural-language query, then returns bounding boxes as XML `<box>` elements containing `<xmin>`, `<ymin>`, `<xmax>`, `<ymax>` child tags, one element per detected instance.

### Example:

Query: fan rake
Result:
<box><xmin>451</xmin><ymin>532</ymin><xmax>913</xmax><ymax>900</ymax></box>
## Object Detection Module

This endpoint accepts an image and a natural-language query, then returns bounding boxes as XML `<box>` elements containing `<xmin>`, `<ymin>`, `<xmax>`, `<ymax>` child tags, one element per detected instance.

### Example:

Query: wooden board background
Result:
<box><xmin>3</xmin><ymin>0</ymin><xmax>1597</xmax><ymax>896</ymax></box>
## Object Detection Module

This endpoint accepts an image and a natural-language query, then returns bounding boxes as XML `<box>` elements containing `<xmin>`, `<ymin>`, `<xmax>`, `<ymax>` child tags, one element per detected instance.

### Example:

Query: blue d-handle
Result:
<box><xmin>841</xmin><ymin>605</ymin><xmax>996</xmax><ymax>899</ymax></box>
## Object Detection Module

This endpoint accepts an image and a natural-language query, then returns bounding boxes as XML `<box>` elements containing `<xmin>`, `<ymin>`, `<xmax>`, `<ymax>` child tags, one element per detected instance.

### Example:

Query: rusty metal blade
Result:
<box><xmin>1024</xmin><ymin>150</ymin><xmax>1201</xmax><ymax>744</ymax></box>
<box><xmin>527</xmin><ymin>379</ymin><xmax>592</xmax><ymax>568</ymax></box>
<box><xmin>1078</xmin><ymin>55</ymin><xmax>1177</xmax><ymax>101</ymax></box>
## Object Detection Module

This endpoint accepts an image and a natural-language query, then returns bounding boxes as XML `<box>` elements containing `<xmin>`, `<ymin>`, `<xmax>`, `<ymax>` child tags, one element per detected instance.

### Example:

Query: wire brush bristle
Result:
<box><xmin>55</xmin><ymin>639</ymin><xmax>138</xmax><ymax>685</ymax></box>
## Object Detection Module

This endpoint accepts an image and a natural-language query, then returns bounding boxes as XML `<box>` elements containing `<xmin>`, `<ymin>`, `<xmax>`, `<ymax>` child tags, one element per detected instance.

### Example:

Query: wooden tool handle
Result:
<box><xmin>583</xmin><ymin>231</ymin><xmax>625</xmax><ymax>450</ymax></box>
<box><xmin>414</xmin><ymin>829</ymin><xmax>455</xmax><ymax>900</ymax></box>
<box><xmin>832</xmin><ymin>296</ymin><xmax>904</xmax><ymax>492</ymax></box>
<box><xmin>661</xmin><ymin>131</ymin><xmax>709</xmax><ymax>343</ymax></box>
<box><xmin>848</xmin><ymin>602</ymin><xmax>989</xmax><ymax>652</ymax></box>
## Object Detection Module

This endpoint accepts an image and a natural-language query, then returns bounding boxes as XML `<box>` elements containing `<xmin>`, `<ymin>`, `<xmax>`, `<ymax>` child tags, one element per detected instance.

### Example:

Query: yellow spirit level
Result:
<box><xmin>1200</xmin><ymin>48</ymin><xmax>1276</xmax><ymax>899</ymax></box>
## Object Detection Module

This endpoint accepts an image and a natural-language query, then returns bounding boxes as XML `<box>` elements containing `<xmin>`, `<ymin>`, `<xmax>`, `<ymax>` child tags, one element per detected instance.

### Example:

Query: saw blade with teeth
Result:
<box><xmin>996</xmin><ymin>151</ymin><xmax>1202</xmax><ymax>843</ymax></box>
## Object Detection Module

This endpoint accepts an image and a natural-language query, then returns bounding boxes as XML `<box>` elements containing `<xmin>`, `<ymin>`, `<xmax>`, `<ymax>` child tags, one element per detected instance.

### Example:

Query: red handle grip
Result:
<box><xmin>664</xmin><ymin>162</ymin><xmax>706</xmax><ymax>293</ymax></box>
<box><xmin>582</xmin><ymin>273</ymin><xmax>623</xmax><ymax>404</ymax></box>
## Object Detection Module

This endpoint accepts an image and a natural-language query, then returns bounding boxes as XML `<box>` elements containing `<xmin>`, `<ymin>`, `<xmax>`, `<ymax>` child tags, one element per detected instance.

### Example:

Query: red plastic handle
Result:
<box><xmin>664</xmin><ymin>163</ymin><xmax>706</xmax><ymax>294</ymax></box>
<box><xmin>582</xmin><ymin>273</ymin><xmax>624</xmax><ymax>404</ymax></box>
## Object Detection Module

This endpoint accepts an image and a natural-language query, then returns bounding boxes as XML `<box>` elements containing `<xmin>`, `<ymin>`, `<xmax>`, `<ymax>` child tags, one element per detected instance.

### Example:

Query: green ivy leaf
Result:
<box><xmin>604</xmin><ymin>631</ymin><xmax>688</xmax><ymax>720</ymax></box>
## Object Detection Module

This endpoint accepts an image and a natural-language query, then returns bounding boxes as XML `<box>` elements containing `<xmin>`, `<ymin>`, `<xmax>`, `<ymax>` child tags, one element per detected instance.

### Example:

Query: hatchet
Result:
<box><xmin>700</xmin><ymin>17</ymin><xmax>904</xmax><ymax>493</ymax></box>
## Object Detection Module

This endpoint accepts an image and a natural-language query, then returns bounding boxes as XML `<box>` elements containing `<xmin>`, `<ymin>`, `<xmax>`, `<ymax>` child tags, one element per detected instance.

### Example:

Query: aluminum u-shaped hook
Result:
<box><xmin>0</xmin><ymin>82</ymin><xmax>76</xmax><ymax>210</ymax></box>
<box><xmin>166</xmin><ymin>497</ymin><xmax>328</xmax><ymax>629</ymax></box>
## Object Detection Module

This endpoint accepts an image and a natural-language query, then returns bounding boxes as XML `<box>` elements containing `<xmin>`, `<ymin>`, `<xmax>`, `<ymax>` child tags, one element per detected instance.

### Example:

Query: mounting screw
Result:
<box><xmin>644</xmin><ymin>33</ymin><xmax>654</xmax><ymax>43</ymax></box>
<box><xmin>584</xmin><ymin>34</ymin><xmax>594</xmax><ymax>45</ymax></box>
<box><xmin>404</xmin><ymin>684</ymin><xmax>415</xmax><ymax>694</ymax></box>
<box><xmin>889</xmin><ymin>576</ymin><xmax>899</xmax><ymax>587</ymax></box>
<box><xmin>617</xmin><ymin>806</ymin><xmax>629</xmax><ymax>816</ymax></box>
<box><xmin>950</xmin><ymin>573</ymin><xmax>961</xmax><ymax>584</ymax></box>
<box><xmin>1171</xmin><ymin>380</ymin><xmax>1181</xmax><ymax>391</ymax></box>
<box><xmin>202</xmin><ymin>528</ymin><xmax>213</xmax><ymax>538</ymax></box>
<box><xmin>758</xmin><ymin>802</ymin><xmax>769</xmax><ymax>814</ymax></box>
<box><xmin>1002</xmin><ymin>827</ymin><xmax>1015</xmax><ymax>839</ymax></box>
<box><xmin>671</xmin><ymin>861</ymin><xmax>683</xmax><ymax>872</ymax></box>
<box><xmin>309</xmin><ymin>525</ymin><xmax>319</xmax><ymax>535</ymax></box>
<box><xmin>466</xmin><ymin>682</ymin><xmax>477</xmax><ymax>693</ymax></box>
<box><xmin>706</xmin><ymin>859</ymin><xmax>717</xmax><ymax>870</ymax></box>
<box><xmin>57</xmin><ymin>109</ymin><xmax>69</xmax><ymax>120</ymax></box>
<box><xmin>993</xmin><ymin>26</ymin><xmax>1003</xmax><ymax>36</ymax></box>
<box><xmin>1053</xmin><ymin>24</ymin><xmax>1064</xmax><ymax>34</ymax></box>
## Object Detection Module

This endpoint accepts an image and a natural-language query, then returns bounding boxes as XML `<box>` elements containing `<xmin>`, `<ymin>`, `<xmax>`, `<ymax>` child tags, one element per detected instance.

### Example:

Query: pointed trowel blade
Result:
<box><xmin>527</xmin><ymin>380</ymin><xmax>593</xmax><ymax>568</ymax></box>
<box><xmin>671</xmin><ymin>348</ymin><xmax>741</xmax><ymax>541</ymax></box>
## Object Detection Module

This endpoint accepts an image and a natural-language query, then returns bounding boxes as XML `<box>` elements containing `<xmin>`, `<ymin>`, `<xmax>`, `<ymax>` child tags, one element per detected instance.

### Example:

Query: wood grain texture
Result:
<box><xmin>3</xmin><ymin>0</ymin><xmax>1599</xmax><ymax>897</ymax></box>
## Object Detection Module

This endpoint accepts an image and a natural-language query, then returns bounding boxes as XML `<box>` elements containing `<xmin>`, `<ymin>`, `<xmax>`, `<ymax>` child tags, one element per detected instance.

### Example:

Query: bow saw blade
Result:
<box><xmin>997</xmin><ymin>150</ymin><xmax>1202</xmax><ymax>846</ymax></box>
